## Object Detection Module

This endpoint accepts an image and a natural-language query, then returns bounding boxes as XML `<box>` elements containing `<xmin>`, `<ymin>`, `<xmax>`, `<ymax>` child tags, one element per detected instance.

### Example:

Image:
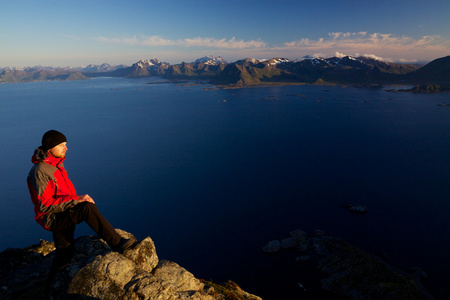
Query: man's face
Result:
<box><xmin>49</xmin><ymin>142</ymin><xmax>68</xmax><ymax>158</ymax></box>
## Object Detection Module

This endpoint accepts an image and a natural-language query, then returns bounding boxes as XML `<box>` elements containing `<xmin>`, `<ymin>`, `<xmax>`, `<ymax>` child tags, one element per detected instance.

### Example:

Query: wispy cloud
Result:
<box><xmin>284</xmin><ymin>32</ymin><xmax>447</xmax><ymax>50</ymax></box>
<box><xmin>93</xmin><ymin>32</ymin><xmax>449</xmax><ymax>63</ymax></box>
<box><xmin>95</xmin><ymin>35</ymin><xmax>266</xmax><ymax>49</ymax></box>
<box><xmin>183</xmin><ymin>37</ymin><xmax>266</xmax><ymax>49</ymax></box>
<box><xmin>281</xmin><ymin>32</ymin><xmax>450</xmax><ymax>62</ymax></box>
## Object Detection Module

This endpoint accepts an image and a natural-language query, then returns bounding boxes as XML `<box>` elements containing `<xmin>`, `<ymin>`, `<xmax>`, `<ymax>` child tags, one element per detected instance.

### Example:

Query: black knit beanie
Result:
<box><xmin>41</xmin><ymin>130</ymin><xmax>67</xmax><ymax>151</ymax></box>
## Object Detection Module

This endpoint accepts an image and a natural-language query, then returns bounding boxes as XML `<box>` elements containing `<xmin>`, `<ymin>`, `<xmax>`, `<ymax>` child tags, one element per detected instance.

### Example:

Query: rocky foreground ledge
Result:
<box><xmin>0</xmin><ymin>229</ymin><xmax>261</xmax><ymax>300</ymax></box>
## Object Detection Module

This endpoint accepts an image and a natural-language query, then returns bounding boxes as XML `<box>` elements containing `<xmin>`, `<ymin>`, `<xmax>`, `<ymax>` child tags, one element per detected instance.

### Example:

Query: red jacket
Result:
<box><xmin>27</xmin><ymin>147</ymin><xmax>79</xmax><ymax>230</ymax></box>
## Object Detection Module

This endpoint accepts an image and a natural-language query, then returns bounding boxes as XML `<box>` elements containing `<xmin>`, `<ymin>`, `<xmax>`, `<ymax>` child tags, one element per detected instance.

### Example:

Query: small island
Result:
<box><xmin>262</xmin><ymin>229</ymin><xmax>434</xmax><ymax>300</ymax></box>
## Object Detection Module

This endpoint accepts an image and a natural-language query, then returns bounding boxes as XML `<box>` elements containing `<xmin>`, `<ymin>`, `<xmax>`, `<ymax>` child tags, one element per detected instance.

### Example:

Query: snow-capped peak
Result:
<box><xmin>194</xmin><ymin>56</ymin><xmax>227</xmax><ymax>65</ymax></box>
<box><xmin>266</xmin><ymin>58</ymin><xmax>290</xmax><ymax>65</ymax></box>
<box><xmin>135</xmin><ymin>59</ymin><xmax>163</xmax><ymax>69</ymax></box>
<box><xmin>311</xmin><ymin>58</ymin><xmax>325</xmax><ymax>65</ymax></box>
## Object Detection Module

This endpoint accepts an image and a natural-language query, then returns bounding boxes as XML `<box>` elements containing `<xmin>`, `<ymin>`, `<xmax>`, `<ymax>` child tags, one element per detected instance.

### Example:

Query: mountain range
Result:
<box><xmin>1</xmin><ymin>55</ymin><xmax>449</xmax><ymax>89</ymax></box>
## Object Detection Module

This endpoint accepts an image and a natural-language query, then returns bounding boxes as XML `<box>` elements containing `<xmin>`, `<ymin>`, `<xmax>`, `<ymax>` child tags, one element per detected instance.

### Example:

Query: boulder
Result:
<box><xmin>67</xmin><ymin>251</ymin><xmax>138</xmax><ymax>298</ymax></box>
<box><xmin>153</xmin><ymin>260</ymin><xmax>205</xmax><ymax>292</ymax></box>
<box><xmin>122</xmin><ymin>236</ymin><xmax>159</xmax><ymax>273</ymax></box>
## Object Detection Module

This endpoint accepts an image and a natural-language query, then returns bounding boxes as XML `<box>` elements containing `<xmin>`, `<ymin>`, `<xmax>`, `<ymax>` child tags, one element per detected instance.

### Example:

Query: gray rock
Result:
<box><xmin>124</xmin><ymin>272</ymin><xmax>179</xmax><ymax>299</ymax></box>
<box><xmin>263</xmin><ymin>230</ymin><xmax>312</xmax><ymax>253</ymax></box>
<box><xmin>262</xmin><ymin>240</ymin><xmax>281</xmax><ymax>253</ymax></box>
<box><xmin>290</xmin><ymin>229</ymin><xmax>307</xmax><ymax>237</ymax></box>
<box><xmin>153</xmin><ymin>260</ymin><xmax>205</xmax><ymax>292</ymax></box>
<box><xmin>281</xmin><ymin>237</ymin><xmax>297</xmax><ymax>249</ymax></box>
<box><xmin>290</xmin><ymin>229</ymin><xmax>311</xmax><ymax>251</ymax></box>
<box><xmin>122</xmin><ymin>236</ymin><xmax>159</xmax><ymax>273</ymax></box>
<box><xmin>67</xmin><ymin>251</ymin><xmax>138</xmax><ymax>298</ymax></box>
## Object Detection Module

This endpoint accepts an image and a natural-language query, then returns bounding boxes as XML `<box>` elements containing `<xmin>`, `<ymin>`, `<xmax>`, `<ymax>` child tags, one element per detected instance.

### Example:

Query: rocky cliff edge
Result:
<box><xmin>0</xmin><ymin>229</ymin><xmax>261</xmax><ymax>300</ymax></box>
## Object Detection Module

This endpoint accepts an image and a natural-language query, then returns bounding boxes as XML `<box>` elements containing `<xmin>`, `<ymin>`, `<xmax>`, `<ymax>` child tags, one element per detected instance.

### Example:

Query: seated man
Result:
<box><xmin>27</xmin><ymin>130</ymin><xmax>135</xmax><ymax>292</ymax></box>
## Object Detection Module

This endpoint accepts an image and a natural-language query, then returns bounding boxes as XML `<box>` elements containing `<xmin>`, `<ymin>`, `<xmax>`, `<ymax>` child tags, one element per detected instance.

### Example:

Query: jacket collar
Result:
<box><xmin>31</xmin><ymin>147</ymin><xmax>65</xmax><ymax>167</ymax></box>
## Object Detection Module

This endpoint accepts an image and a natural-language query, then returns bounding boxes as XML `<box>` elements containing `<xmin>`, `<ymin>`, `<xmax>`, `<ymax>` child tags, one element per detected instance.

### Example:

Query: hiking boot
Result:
<box><xmin>113</xmin><ymin>237</ymin><xmax>136</xmax><ymax>253</ymax></box>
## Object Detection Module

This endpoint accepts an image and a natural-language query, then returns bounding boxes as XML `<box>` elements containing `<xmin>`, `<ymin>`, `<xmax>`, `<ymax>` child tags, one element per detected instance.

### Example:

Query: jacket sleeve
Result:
<box><xmin>38</xmin><ymin>183</ymin><xmax>79</xmax><ymax>213</ymax></box>
<box><xmin>28</xmin><ymin>165</ymin><xmax>79</xmax><ymax>214</ymax></box>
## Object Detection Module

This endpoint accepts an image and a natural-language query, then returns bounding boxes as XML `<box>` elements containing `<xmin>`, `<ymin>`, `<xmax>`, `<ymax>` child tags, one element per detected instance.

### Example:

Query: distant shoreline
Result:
<box><xmin>2</xmin><ymin>75</ymin><xmax>449</xmax><ymax>94</ymax></box>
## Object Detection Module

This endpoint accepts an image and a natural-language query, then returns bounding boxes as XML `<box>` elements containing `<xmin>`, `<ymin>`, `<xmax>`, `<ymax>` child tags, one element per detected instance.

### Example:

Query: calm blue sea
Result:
<box><xmin>1</xmin><ymin>77</ymin><xmax>449</xmax><ymax>299</ymax></box>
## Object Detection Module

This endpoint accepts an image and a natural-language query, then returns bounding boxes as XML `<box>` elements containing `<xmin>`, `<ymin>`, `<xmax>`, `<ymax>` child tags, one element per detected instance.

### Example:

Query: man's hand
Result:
<box><xmin>78</xmin><ymin>194</ymin><xmax>95</xmax><ymax>204</ymax></box>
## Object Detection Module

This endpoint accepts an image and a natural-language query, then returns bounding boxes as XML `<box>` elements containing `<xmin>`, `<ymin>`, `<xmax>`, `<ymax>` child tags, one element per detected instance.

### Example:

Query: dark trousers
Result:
<box><xmin>46</xmin><ymin>202</ymin><xmax>121</xmax><ymax>293</ymax></box>
<box><xmin>52</xmin><ymin>202</ymin><xmax>121</xmax><ymax>249</ymax></box>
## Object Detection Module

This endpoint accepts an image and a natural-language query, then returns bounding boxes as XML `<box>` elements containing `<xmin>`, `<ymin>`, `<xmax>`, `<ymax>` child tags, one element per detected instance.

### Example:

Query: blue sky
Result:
<box><xmin>1</xmin><ymin>0</ymin><xmax>449</xmax><ymax>67</ymax></box>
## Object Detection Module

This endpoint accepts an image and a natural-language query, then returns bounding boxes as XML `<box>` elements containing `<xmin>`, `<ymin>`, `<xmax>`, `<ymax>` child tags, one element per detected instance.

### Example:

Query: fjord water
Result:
<box><xmin>1</xmin><ymin>77</ymin><xmax>449</xmax><ymax>298</ymax></box>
